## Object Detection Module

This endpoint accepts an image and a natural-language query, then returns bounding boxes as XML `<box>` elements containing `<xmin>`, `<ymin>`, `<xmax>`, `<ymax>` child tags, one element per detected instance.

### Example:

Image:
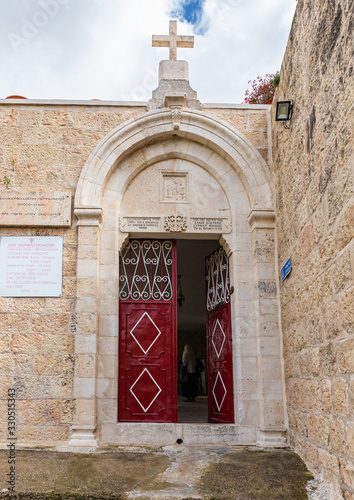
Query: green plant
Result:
<box><xmin>270</xmin><ymin>72</ymin><xmax>280</xmax><ymax>88</ymax></box>
<box><xmin>3</xmin><ymin>176</ymin><xmax>11</xmax><ymax>188</ymax></box>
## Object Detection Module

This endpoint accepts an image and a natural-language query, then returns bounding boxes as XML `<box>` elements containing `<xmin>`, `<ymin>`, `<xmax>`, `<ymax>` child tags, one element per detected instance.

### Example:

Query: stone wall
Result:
<box><xmin>0</xmin><ymin>103</ymin><xmax>144</xmax><ymax>443</ymax></box>
<box><xmin>0</xmin><ymin>101</ymin><xmax>270</xmax><ymax>443</ymax></box>
<box><xmin>272</xmin><ymin>0</ymin><xmax>354</xmax><ymax>497</ymax></box>
<box><xmin>204</xmin><ymin>104</ymin><xmax>272</xmax><ymax>168</ymax></box>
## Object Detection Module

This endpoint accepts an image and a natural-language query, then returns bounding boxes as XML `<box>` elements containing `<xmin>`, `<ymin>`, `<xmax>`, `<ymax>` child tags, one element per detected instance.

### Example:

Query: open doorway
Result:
<box><xmin>118</xmin><ymin>238</ymin><xmax>234</xmax><ymax>424</ymax></box>
<box><xmin>177</xmin><ymin>239</ymin><xmax>220</xmax><ymax>423</ymax></box>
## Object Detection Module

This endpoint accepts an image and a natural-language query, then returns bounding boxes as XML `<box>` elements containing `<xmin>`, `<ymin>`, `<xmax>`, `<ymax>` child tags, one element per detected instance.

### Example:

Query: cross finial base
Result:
<box><xmin>147</xmin><ymin>60</ymin><xmax>201</xmax><ymax>111</ymax></box>
<box><xmin>159</xmin><ymin>60</ymin><xmax>189</xmax><ymax>80</ymax></box>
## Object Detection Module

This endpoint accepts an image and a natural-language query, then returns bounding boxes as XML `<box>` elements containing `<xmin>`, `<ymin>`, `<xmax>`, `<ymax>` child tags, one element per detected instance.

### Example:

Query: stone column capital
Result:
<box><xmin>74</xmin><ymin>207</ymin><xmax>102</xmax><ymax>226</ymax></box>
<box><xmin>247</xmin><ymin>209</ymin><xmax>275</xmax><ymax>231</ymax></box>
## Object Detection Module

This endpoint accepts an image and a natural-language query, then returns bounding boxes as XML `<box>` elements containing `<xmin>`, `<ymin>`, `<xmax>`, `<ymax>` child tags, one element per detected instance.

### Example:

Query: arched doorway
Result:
<box><xmin>70</xmin><ymin>108</ymin><xmax>286</xmax><ymax>448</ymax></box>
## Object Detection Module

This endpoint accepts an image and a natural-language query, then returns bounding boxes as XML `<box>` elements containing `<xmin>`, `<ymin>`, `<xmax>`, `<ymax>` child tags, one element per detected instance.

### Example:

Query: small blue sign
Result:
<box><xmin>281</xmin><ymin>258</ymin><xmax>292</xmax><ymax>281</ymax></box>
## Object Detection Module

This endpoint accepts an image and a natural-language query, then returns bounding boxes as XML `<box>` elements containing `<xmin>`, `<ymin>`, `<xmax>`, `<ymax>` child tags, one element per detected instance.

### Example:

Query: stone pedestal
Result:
<box><xmin>69</xmin><ymin>426</ymin><xmax>97</xmax><ymax>448</ymax></box>
<box><xmin>147</xmin><ymin>60</ymin><xmax>201</xmax><ymax>110</ymax></box>
<box><xmin>159</xmin><ymin>60</ymin><xmax>189</xmax><ymax>80</ymax></box>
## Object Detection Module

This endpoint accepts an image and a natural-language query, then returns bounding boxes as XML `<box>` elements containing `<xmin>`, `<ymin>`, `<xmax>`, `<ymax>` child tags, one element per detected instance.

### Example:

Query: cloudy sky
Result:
<box><xmin>1</xmin><ymin>0</ymin><xmax>297</xmax><ymax>103</ymax></box>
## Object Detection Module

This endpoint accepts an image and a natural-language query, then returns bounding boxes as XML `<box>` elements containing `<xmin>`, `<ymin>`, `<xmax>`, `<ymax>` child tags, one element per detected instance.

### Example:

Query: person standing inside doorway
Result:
<box><xmin>181</xmin><ymin>345</ymin><xmax>198</xmax><ymax>402</ymax></box>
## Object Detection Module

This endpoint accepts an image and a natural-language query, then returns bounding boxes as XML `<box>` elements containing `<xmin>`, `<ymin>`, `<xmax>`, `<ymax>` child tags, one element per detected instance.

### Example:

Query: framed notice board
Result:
<box><xmin>0</xmin><ymin>236</ymin><xmax>63</xmax><ymax>297</ymax></box>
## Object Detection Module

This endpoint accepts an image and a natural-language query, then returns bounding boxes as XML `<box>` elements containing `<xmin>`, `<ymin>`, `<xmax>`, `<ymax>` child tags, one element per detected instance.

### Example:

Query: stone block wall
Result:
<box><xmin>204</xmin><ymin>104</ymin><xmax>272</xmax><ymax>168</ymax></box>
<box><xmin>272</xmin><ymin>0</ymin><xmax>354</xmax><ymax>496</ymax></box>
<box><xmin>0</xmin><ymin>100</ymin><xmax>271</xmax><ymax>443</ymax></box>
<box><xmin>0</xmin><ymin>103</ymin><xmax>144</xmax><ymax>442</ymax></box>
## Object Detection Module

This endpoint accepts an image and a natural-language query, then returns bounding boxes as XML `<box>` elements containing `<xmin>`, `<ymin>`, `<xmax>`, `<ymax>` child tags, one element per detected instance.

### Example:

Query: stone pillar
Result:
<box><xmin>248</xmin><ymin>210</ymin><xmax>287</xmax><ymax>447</ymax></box>
<box><xmin>68</xmin><ymin>208</ymin><xmax>102</xmax><ymax>447</ymax></box>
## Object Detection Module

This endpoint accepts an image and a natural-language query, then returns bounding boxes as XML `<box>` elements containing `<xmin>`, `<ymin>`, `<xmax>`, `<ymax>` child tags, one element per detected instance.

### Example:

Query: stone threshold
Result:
<box><xmin>98</xmin><ymin>423</ymin><xmax>288</xmax><ymax>448</ymax></box>
<box><xmin>0</xmin><ymin>422</ymin><xmax>288</xmax><ymax>452</ymax></box>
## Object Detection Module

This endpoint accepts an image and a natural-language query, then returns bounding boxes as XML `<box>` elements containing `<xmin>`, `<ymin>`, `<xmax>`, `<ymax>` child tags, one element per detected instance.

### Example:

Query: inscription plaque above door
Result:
<box><xmin>120</xmin><ymin>216</ymin><xmax>231</xmax><ymax>234</ymax></box>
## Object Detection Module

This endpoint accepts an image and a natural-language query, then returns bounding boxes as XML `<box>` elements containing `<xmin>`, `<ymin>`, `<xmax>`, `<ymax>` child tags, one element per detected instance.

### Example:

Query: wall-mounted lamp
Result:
<box><xmin>177</xmin><ymin>275</ymin><xmax>185</xmax><ymax>307</ymax></box>
<box><xmin>275</xmin><ymin>100</ymin><xmax>294</xmax><ymax>129</ymax></box>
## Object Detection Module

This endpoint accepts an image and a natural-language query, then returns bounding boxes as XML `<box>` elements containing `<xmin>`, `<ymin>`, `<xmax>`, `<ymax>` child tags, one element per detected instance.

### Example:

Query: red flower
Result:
<box><xmin>244</xmin><ymin>73</ymin><xmax>279</xmax><ymax>104</ymax></box>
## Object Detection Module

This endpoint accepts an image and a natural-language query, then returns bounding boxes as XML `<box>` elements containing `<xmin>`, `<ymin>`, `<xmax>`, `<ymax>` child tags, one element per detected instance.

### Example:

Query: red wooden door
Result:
<box><xmin>118</xmin><ymin>240</ymin><xmax>177</xmax><ymax>422</ymax></box>
<box><xmin>206</xmin><ymin>247</ymin><xmax>234</xmax><ymax>423</ymax></box>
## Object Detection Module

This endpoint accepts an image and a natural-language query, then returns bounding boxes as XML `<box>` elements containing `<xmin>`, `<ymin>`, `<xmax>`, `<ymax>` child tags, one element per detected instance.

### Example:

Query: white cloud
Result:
<box><xmin>0</xmin><ymin>0</ymin><xmax>297</xmax><ymax>102</ymax></box>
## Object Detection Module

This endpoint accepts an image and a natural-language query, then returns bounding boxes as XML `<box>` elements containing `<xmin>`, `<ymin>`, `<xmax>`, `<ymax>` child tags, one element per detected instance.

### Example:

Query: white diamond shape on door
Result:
<box><xmin>130</xmin><ymin>368</ymin><xmax>162</xmax><ymax>412</ymax></box>
<box><xmin>212</xmin><ymin>371</ymin><xmax>227</xmax><ymax>412</ymax></box>
<box><xmin>212</xmin><ymin>319</ymin><xmax>226</xmax><ymax>358</ymax></box>
<box><xmin>130</xmin><ymin>312</ymin><xmax>162</xmax><ymax>354</ymax></box>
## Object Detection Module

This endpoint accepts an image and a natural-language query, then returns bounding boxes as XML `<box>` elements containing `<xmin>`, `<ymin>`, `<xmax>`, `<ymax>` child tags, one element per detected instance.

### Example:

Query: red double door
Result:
<box><xmin>118</xmin><ymin>239</ymin><xmax>234</xmax><ymax>424</ymax></box>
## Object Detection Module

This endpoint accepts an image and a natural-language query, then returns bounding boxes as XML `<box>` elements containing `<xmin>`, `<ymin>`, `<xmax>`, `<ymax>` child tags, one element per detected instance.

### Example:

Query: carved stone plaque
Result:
<box><xmin>191</xmin><ymin>218</ymin><xmax>231</xmax><ymax>233</ymax></box>
<box><xmin>161</xmin><ymin>172</ymin><xmax>189</xmax><ymax>203</ymax></box>
<box><xmin>120</xmin><ymin>216</ymin><xmax>231</xmax><ymax>234</ymax></box>
<box><xmin>0</xmin><ymin>192</ymin><xmax>71</xmax><ymax>226</ymax></box>
<box><xmin>0</xmin><ymin>236</ymin><xmax>63</xmax><ymax>297</ymax></box>
<box><xmin>120</xmin><ymin>217</ymin><xmax>161</xmax><ymax>231</ymax></box>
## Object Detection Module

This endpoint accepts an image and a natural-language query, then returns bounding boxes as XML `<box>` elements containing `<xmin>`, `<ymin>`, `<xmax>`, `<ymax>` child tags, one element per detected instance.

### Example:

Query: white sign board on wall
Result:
<box><xmin>0</xmin><ymin>236</ymin><xmax>63</xmax><ymax>297</ymax></box>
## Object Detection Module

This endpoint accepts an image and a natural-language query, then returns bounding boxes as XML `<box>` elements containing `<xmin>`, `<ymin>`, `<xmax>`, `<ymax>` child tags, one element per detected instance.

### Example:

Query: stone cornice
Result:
<box><xmin>0</xmin><ymin>99</ymin><xmax>146</xmax><ymax>107</ymax></box>
<box><xmin>247</xmin><ymin>209</ymin><xmax>276</xmax><ymax>231</ymax></box>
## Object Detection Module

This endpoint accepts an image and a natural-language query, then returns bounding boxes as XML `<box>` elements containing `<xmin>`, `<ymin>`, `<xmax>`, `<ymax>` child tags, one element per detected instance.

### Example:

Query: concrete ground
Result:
<box><xmin>0</xmin><ymin>445</ymin><xmax>327</xmax><ymax>500</ymax></box>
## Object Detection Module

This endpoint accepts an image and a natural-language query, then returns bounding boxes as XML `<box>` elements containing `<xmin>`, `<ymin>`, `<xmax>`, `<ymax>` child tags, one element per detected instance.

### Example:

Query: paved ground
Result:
<box><xmin>0</xmin><ymin>445</ymin><xmax>320</xmax><ymax>499</ymax></box>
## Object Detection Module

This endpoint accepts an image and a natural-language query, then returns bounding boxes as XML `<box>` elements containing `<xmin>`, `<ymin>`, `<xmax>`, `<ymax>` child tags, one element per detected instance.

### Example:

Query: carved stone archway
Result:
<box><xmin>70</xmin><ymin>108</ymin><xmax>286</xmax><ymax>448</ymax></box>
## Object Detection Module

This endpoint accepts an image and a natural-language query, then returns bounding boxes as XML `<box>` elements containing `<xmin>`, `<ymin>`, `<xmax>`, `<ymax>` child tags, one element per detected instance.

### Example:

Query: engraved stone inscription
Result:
<box><xmin>0</xmin><ymin>192</ymin><xmax>71</xmax><ymax>226</ymax></box>
<box><xmin>0</xmin><ymin>236</ymin><xmax>63</xmax><ymax>297</ymax></box>
<box><xmin>192</xmin><ymin>218</ymin><xmax>224</xmax><ymax>231</ymax></box>
<box><xmin>120</xmin><ymin>216</ymin><xmax>231</xmax><ymax>233</ymax></box>
<box><xmin>121</xmin><ymin>217</ymin><xmax>161</xmax><ymax>231</ymax></box>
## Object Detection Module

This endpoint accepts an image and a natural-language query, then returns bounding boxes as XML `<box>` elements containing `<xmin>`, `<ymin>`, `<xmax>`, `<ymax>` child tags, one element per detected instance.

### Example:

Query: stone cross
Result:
<box><xmin>152</xmin><ymin>20</ymin><xmax>194</xmax><ymax>61</ymax></box>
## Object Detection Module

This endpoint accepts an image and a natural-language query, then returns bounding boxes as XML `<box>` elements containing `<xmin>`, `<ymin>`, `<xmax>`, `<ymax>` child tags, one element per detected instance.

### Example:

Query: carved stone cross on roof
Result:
<box><xmin>152</xmin><ymin>20</ymin><xmax>194</xmax><ymax>61</ymax></box>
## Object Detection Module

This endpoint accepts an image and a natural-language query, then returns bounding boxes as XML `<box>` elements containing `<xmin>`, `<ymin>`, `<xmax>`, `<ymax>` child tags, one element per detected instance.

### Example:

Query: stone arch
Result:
<box><xmin>70</xmin><ymin>108</ymin><xmax>286</xmax><ymax>449</ymax></box>
<box><xmin>74</xmin><ymin>108</ymin><xmax>273</xmax><ymax>211</ymax></box>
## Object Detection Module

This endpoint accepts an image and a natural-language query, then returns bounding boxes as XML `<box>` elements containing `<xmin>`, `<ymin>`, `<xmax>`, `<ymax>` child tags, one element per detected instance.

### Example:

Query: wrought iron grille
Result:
<box><xmin>206</xmin><ymin>247</ymin><xmax>230</xmax><ymax>311</ymax></box>
<box><xmin>119</xmin><ymin>240</ymin><xmax>173</xmax><ymax>301</ymax></box>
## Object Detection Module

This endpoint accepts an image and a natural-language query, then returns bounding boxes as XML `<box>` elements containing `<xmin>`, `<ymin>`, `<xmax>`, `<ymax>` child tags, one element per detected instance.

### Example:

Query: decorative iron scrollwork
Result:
<box><xmin>119</xmin><ymin>240</ymin><xmax>173</xmax><ymax>301</ymax></box>
<box><xmin>206</xmin><ymin>247</ymin><xmax>230</xmax><ymax>311</ymax></box>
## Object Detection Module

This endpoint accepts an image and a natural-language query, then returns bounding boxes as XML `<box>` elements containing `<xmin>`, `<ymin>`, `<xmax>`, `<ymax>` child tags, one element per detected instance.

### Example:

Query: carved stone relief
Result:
<box><xmin>161</xmin><ymin>172</ymin><xmax>189</xmax><ymax>203</ymax></box>
<box><xmin>164</xmin><ymin>215</ymin><xmax>187</xmax><ymax>232</ymax></box>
